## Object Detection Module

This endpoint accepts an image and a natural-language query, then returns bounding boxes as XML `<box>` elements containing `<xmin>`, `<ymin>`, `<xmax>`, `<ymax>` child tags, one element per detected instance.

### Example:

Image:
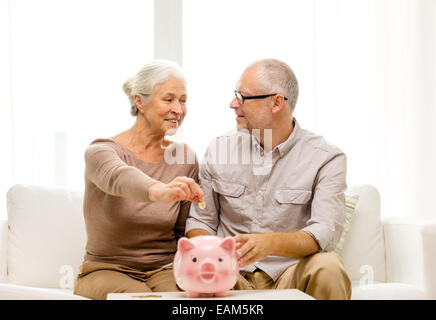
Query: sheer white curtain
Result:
<box><xmin>183</xmin><ymin>0</ymin><xmax>436</xmax><ymax>219</ymax></box>
<box><xmin>374</xmin><ymin>0</ymin><xmax>436</xmax><ymax>220</ymax></box>
<box><xmin>183</xmin><ymin>0</ymin><xmax>317</xmax><ymax>157</ymax></box>
<box><xmin>0</xmin><ymin>0</ymin><xmax>154</xmax><ymax>219</ymax></box>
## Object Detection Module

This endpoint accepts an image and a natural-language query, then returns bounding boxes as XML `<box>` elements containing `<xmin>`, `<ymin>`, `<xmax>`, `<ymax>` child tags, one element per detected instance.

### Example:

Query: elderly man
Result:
<box><xmin>185</xmin><ymin>58</ymin><xmax>351</xmax><ymax>300</ymax></box>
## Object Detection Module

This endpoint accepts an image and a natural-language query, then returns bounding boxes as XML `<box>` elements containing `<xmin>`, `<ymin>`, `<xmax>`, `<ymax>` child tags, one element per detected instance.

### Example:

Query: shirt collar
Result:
<box><xmin>251</xmin><ymin>117</ymin><xmax>300</xmax><ymax>157</ymax></box>
<box><xmin>274</xmin><ymin>117</ymin><xmax>300</xmax><ymax>157</ymax></box>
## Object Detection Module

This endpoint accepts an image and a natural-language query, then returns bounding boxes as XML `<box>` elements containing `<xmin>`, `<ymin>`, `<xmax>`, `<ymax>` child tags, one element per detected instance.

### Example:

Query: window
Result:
<box><xmin>9</xmin><ymin>0</ymin><xmax>154</xmax><ymax>192</ymax></box>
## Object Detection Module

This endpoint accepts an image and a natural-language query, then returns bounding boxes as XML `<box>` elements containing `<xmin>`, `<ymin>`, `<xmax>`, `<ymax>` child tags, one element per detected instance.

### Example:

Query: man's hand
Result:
<box><xmin>235</xmin><ymin>231</ymin><xmax>320</xmax><ymax>266</ymax></box>
<box><xmin>148</xmin><ymin>176</ymin><xmax>204</xmax><ymax>203</ymax></box>
<box><xmin>234</xmin><ymin>233</ymin><xmax>272</xmax><ymax>267</ymax></box>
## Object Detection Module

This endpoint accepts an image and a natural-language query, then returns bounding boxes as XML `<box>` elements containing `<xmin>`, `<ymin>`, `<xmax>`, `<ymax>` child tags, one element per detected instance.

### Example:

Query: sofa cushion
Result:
<box><xmin>7</xmin><ymin>184</ymin><xmax>86</xmax><ymax>288</ymax></box>
<box><xmin>351</xmin><ymin>282</ymin><xmax>427</xmax><ymax>300</ymax></box>
<box><xmin>0</xmin><ymin>283</ymin><xmax>88</xmax><ymax>300</ymax></box>
<box><xmin>0</xmin><ymin>219</ymin><xmax>7</xmax><ymax>282</ymax></box>
<box><xmin>341</xmin><ymin>184</ymin><xmax>386</xmax><ymax>283</ymax></box>
<box><xmin>334</xmin><ymin>194</ymin><xmax>359</xmax><ymax>256</ymax></box>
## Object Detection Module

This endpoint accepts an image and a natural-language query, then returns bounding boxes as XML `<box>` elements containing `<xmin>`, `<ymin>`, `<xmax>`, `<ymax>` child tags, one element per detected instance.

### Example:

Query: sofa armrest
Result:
<box><xmin>0</xmin><ymin>219</ymin><xmax>7</xmax><ymax>283</ymax></box>
<box><xmin>383</xmin><ymin>218</ymin><xmax>436</xmax><ymax>299</ymax></box>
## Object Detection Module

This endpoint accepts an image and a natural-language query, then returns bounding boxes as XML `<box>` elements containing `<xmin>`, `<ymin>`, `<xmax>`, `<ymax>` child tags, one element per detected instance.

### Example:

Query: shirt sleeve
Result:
<box><xmin>301</xmin><ymin>152</ymin><xmax>347</xmax><ymax>251</ymax></box>
<box><xmin>185</xmin><ymin>149</ymin><xmax>221</xmax><ymax>236</ymax></box>
<box><xmin>174</xmin><ymin>150</ymin><xmax>199</xmax><ymax>240</ymax></box>
<box><xmin>84</xmin><ymin>142</ymin><xmax>159</xmax><ymax>202</ymax></box>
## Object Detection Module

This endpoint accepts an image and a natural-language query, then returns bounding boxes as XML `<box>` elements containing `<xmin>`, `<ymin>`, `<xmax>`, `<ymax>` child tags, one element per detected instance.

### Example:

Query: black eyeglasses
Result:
<box><xmin>234</xmin><ymin>90</ymin><xmax>288</xmax><ymax>105</ymax></box>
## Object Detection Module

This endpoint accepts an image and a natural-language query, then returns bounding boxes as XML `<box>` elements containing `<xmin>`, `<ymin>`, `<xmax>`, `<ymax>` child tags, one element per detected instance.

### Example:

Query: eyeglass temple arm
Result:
<box><xmin>244</xmin><ymin>94</ymin><xmax>288</xmax><ymax>100</ymax></box>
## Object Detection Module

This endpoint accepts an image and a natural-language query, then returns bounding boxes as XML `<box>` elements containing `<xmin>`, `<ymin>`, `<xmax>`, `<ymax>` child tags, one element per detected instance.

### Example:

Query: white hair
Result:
<box><xmin>123</xmin><ymin>60</ymin><xmax>186</xmax><ymax>116</ymax></box>
<box><xmin>247</xmin><ymin>58</ymin><xmax>299</xmax><ymax>113</ymax></box>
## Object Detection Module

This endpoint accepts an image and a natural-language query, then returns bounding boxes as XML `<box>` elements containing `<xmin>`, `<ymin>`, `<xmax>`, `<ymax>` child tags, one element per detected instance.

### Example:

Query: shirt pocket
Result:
<box><xmin>211</xmin><ymin>179</ymin><xmax>247</xmax><ymax>213</ymax></box>
<box><xmin>275</xmin><ymin>189</ymin><xmax>312</xmax><ymax>205</ymax></box>
<box><xmin>270</xmin><ymin>189</ymin><xmax>312</xmax><ymax>231</ymax></box>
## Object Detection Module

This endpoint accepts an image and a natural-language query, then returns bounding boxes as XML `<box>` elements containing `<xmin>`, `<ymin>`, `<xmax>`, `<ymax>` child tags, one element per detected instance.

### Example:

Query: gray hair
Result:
<box><xmin>247</xmin><ymin>58</ymin><xmax>299</xmax><ymax>113</ymax></box>
<box><xmin>122</xmin><ymin>60</ymin><xmax>186</xmax><ymax>116</ymax></box>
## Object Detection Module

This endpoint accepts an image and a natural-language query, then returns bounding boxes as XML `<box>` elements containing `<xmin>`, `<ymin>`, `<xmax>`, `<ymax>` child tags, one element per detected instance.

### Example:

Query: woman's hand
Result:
<box><xmin>148</xmin><ymin>176</ymin><xmax>204</xmax><ymax>203</ymax></box>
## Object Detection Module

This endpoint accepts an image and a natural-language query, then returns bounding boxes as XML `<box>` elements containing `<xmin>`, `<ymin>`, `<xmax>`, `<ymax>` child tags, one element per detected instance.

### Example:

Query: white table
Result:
<box><xmin>107</xmin><ymin>289</ymin><xmax>314</xmax><ymax>300</ymax></box>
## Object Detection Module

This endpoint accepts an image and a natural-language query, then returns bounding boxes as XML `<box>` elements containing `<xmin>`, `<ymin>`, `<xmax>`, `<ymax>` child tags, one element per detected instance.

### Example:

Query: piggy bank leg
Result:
<box><xmin>187</xmin><ymin>291</ymin><xmax>201</xmax><ymax>298</ymax></box>
<box><xmin>214</xmin><ymin>291</ymin><xmax>228</xmax><ymax>297</ymax></box>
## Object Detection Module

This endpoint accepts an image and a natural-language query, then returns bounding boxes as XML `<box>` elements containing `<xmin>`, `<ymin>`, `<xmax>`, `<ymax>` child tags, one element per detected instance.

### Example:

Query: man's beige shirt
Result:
<box><xmin>185</xmin><ymin>118</ymin><xmax>347</xmax><ymax>281</ymax></box>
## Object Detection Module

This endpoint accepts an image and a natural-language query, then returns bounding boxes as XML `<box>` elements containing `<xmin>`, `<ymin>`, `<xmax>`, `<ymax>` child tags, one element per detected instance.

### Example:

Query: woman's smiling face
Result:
<box><xmin>138</xmin><ymin>76</ymin><xmax>187</xmax><ymax>136</ymax></box>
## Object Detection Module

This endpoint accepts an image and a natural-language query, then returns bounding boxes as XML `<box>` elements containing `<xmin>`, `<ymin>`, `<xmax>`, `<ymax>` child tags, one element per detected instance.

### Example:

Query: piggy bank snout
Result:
<box><xmin>201</xmin><ymin>261</ymin><xmax>216</xmax><ymax>273</ymax></box>
<box><xmin>200</xmin><ymin>261</ymin><xmax>216</xmax><ymax>282</ymax></box>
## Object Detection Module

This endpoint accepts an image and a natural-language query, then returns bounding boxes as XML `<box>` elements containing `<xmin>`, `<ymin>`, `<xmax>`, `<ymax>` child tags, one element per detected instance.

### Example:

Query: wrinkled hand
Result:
<box><xmin>234</xmin><ymin>234</ymin><xmax>272</xmax><ymax>267</ymax></box>
<box><xmin>148</xmin><ymin>176</ymin><xmax>204</xmax><ymax>203</ymax></box>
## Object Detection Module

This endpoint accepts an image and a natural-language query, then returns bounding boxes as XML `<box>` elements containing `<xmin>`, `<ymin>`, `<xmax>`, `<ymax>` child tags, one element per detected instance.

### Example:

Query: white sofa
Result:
<box><xmin>0</xmin><ymin>184</ymin><xmax>434</xmax><ymax>300</ymax></box>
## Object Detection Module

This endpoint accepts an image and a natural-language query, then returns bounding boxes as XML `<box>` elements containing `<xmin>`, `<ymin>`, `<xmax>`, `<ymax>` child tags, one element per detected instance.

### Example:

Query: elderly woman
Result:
<box><xmin>74</xmin><ymin>60</ymin><xmax>203</xmax><ymax>300</ymax></box>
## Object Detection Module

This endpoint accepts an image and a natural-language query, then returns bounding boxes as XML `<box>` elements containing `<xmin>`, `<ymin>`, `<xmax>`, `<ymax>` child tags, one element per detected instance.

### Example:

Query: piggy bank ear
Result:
<box><xmin>178</xmin><ymin>237</ymin><xmax>195</xmax><ymax>254</ymax></box>
<box><xmin>220</xmin><ymin>237</ymin><xmax>236</xmax><ymax>255</ymax></box>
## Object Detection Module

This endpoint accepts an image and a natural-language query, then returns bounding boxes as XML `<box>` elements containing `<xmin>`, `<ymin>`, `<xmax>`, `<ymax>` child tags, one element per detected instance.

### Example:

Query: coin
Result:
<box><xmin>131</xmin><ymin>294</ymin><xmax>162</xmax><ymax>299</ymax></box>
<box><xmin>198</xmin><ymin>201</ymin><xmax>206</xmax><ymax>210</ymax></box>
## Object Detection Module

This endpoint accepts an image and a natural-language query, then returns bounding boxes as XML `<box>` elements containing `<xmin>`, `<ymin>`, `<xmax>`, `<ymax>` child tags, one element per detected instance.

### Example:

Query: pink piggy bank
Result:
<box><xmin>174</xmin><ymin>235</ymin><xmax>239</xmax><ymax>298</ymax></box>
